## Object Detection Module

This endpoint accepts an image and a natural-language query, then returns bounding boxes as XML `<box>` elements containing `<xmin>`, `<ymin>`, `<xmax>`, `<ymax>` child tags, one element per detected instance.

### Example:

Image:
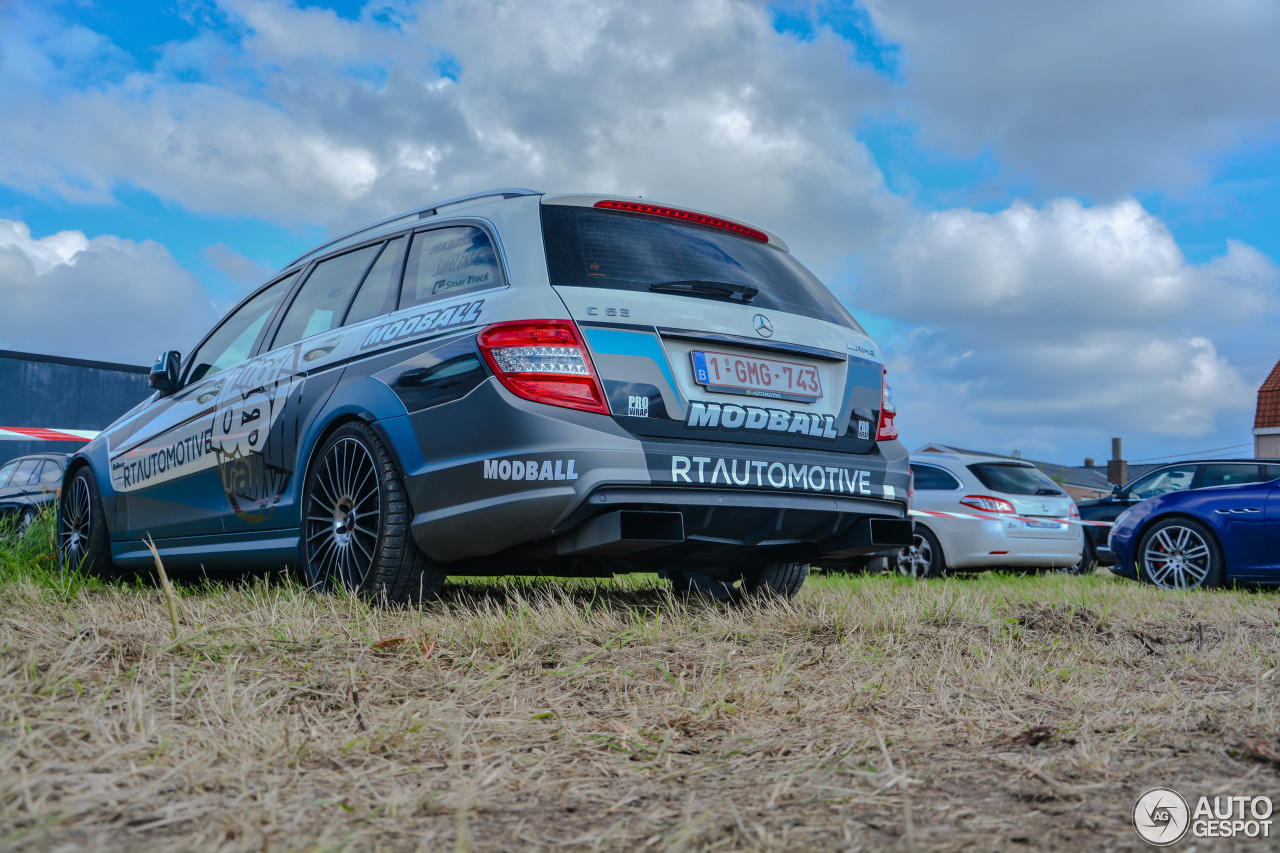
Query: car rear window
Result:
<box><xmin>967</xmin><ymin>462</ymin><xmax>1063</xmax><ymax>496</ymax></box>
<box><xmin>541</xmin><ymin>205</ymin><xmax>864</xmax><ymax>330</ymax></box>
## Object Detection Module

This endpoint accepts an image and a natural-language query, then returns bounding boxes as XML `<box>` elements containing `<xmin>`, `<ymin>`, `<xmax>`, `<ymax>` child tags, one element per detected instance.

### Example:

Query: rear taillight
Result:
<box><xmin>960</xmin><ymin>495</ymin><xmax>1016</xmax><ymax>514</ymax></box>
<box><xmin>593</xmin><ymin>200</ymin><xmax>769</xmax><ymax>243</ymax></box>
<box><xmin>876</xmin><ymin>369</ymin><xmax>898</xmax><ymax>441</ymax></box>
<box><xmin>477</xmin><ymin>320</ymin><xmax>610</xmax><ymax>415</ymax></box>
<box><xmin>1069</xmin><ymin>503</ymin><xmax>1080</xmax><ymax>518</ymax></box>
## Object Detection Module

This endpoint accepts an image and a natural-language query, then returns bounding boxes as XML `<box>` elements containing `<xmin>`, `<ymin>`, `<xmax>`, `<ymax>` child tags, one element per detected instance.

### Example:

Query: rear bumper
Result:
<box><xmin>916</xmin><ymin>515</ymin><xmax>1083</xmax><ymax>570</ymax></box>
<box><xmin>383</xmin><ymin>380</ymin><xmax>911</xmax><ymax>567</ymax></box>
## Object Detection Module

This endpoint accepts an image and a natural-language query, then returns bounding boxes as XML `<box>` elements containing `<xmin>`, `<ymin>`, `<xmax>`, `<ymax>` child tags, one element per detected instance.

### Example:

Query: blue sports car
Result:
<box><xmin>1108</xmin><ymin>477</ymin><xmax>1280</xmax><ymax>589</ymax></box>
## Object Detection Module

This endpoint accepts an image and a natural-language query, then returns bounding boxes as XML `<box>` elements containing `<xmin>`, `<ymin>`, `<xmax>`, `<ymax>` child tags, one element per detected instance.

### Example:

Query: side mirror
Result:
<box><xmin>149</xmin><ymin>350</ymin><xmax>181</xmax><ymax>396</ymax></box>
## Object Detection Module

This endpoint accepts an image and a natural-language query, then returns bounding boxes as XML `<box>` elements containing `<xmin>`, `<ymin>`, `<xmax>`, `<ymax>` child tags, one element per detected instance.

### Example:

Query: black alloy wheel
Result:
<box><xmin>57</xmin><ymin>467</ymin><xmax>112</xmax><ymax>575</ymax></box>
<box><xmin>301</xmin><ymin>421</ymin><xmax>445</xmax><ymax>604</ymax></box>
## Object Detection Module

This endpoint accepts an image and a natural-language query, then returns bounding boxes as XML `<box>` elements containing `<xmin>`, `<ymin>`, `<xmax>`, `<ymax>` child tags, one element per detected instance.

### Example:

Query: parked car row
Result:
<box><xmin>0</xmin><ymin>453</ymin><xmax>67</xmax><ymax>531</ymax></box>
<box><xmin>889</xmin><ymin>451</ymin><xmax>1280</xmax><ymax>590</ymax></box>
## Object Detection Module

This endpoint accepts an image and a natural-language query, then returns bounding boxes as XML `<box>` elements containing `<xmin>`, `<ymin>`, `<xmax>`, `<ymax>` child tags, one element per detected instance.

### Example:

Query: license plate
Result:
<box><xmin>690</xmin><ymin>350</ymin><xmax>823</xmax><ymax>402</ymax></box>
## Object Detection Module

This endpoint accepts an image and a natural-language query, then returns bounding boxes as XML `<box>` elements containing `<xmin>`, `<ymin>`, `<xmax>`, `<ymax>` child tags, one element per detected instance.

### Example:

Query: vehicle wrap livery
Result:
<box><xmin>60</xmin><ymin>190</ymin><xmax>912</xmax><ymax>595</ymax></box>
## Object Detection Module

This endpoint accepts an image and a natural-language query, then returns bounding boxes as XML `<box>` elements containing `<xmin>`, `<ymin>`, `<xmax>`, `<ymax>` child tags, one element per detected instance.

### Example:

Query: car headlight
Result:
<box><xmin>1113</xmin><ymin>508</ymin><xmax>1132</xmax><ymax>530</ymax></box>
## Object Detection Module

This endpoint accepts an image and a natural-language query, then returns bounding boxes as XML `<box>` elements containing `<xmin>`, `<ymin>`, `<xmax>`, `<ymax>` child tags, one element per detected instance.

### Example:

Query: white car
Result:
<box><xmin>896</xmin><ymin>450</ymin><xmax>1084</xmax><ymax>577</ymax></box>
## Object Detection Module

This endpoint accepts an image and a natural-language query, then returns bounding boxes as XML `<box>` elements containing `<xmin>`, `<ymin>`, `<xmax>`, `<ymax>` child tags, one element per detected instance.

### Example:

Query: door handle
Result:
<box><xmin>304</xmin><ymin>343</ymin><xmax>338</xmax><ymax>362</ymax></box>
<box><xmin>197</xmin><ymin>384</ymin><xmax>224</xmax><ymax>404</ymax></box>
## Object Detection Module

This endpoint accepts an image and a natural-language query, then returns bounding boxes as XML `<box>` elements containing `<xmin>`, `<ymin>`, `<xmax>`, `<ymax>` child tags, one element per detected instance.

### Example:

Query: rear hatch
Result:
<box><xmin>539</xmin><ymin>197</ymin><xmax>886</xmax><ymax>455</ymax></box>
<box><xmin>967</xmin><ymin>461</ymin><xmax>1078</xmax><ymax>539</ymax></box>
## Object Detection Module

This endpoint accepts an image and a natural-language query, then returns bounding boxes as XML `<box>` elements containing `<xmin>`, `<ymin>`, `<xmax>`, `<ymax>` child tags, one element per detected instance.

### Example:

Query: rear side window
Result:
<box><xmin>911</xmin><ymin>464</ymin><xmax>961</xmax><ymax>491</ymax></box>
<box><xmin>274</xmin><ymin>244</ymin><xmax>382</xmax><ymax>349</ymax></box>
<box><xmin>35</xmin><ymin>460</ymin><xmax>63</xmax><ymax>485</ymax></box>
<box><xmin>968</xmin><ymin>462</ymin><xmax>1063</xmax><ymax>496</ymax></box>
<box><xmin>1199</xmin><ymin>463</ymin><xmax>1263</xmax><ymax>488</ymax></box>
<box><xmin>0</xmin><ymin>461</ymin><xmax>18</xmax><ymax>487</ymax></box>
<box><xmin>400</xmin><ymin>226</ymin><xmax>503</xmax><ymax>310</ymax></box>
<box><xmin>541</xmin><ymin>205</ymin><xmax>864</xmax><ymax>330</ymax></box>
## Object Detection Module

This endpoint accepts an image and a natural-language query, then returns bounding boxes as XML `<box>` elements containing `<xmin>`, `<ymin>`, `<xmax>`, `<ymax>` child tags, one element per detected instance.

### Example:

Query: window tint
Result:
<box><xmin>1128</xmin><ymin>465</ymin><xmax>1197</xmax><ymax>500</ymax></box>
<box><xmin>0</xmin><ymin>461</ymin><xmax>18</xmax><ymax>488</ymax></box>
<box><xmin>1199</xmin><ymin>463</ymin><xmax>1263</xmax><ymax>488</ymax></box>
<box><xmin>911</xmin><ymin>464</ymin><xmax>961</xmax><ymax>491</ymax></box>
<box><xmin>35</xmin><ymin>460</ymin><xmax>63</xmax><ymax>485</ymax></box>
<box><xmin>967</xmin><ymin>462</ymin><xmax>1063</xmax><ymax>496</ymax></box>
<box><xmin>541</xmin><ymin>205</ymin><xmax>864</xmax><ymax>331</ymax></box>
<box><xmin>9</xmin><ymin>458</ymin><xmax>39</xmax><ymax>487</ymax></box>
<box><xmin>400</xmin><ymin>226</ymin><xmax>503</xmax><ymax>310</ymax></box>
<box><xmin>344</xmin><ymin>237</ymin><xmax>405</xmax><ymax>327</ymax></box>
<box><xmin>274</xmin><ymin>245</ymin><xmax>381</xmax><ymax>349</ymax></box>
<box><xmin>1265</xmin><ymin>465</ymin><xmax>1280</xmax><ymax>481</ymax></box>
<box><xmin>187</xmin><ymin>274</ymin><xmax>297</xmax><ymax>384</ymax></box>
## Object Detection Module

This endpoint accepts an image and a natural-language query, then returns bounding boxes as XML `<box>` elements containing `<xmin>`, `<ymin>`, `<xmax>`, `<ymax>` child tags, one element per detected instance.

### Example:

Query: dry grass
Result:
<box><xmin>2</xmin><ymin>517</ymin><xmax>1279</xmax><ymax>851</ymax></box>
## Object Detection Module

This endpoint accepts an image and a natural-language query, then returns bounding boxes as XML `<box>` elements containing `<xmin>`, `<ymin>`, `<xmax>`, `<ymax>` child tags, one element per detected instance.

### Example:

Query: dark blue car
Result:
<box><xmin>1108</xmin><ymin>476</ymin><xmax>1280</xmax><ymax>589</ymax></box>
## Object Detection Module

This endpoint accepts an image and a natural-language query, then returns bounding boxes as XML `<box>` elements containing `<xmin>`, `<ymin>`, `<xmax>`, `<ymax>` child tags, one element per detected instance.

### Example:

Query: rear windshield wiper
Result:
<box><xmin>649</xmin><ymin>279</ymin><xmax>759</xmax><ymax>304</ymax></box>
<box><xmin>1035</xmin><ymin>488</ymin><xmax>1063</xmax><ymax>496</ymax></box>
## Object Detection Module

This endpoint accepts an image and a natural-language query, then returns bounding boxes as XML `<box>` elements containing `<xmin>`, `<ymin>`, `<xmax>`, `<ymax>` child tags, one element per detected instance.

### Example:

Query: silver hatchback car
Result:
<box><xmin>896</xmin><ymin>450</ymin><xmax>1083</xmax><ymax>577</ymax></box>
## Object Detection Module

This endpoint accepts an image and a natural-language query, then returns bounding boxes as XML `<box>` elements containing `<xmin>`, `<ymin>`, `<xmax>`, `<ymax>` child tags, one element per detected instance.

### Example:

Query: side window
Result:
<box><xmin>9</xmin><ymin>458</ymin><xmax>39</xmax><ymax>487</ymax></box>
<box><xmin>343</xmin><ymin>237</ymin><xmax>405</xmax><ymax>327</ymax></box>
<box><xmin>36</xmin><ymin>460</ymin><xmax>63</xmax><ymax>485</ymax></box>
<box><xmin>273</xmin><ymin>244</ymin><xmax>381</xmax><ymax>349</ymax></box>
<box><xmin>1199</xmin><ymin>463</ymin><xmax>1262</xmax><ymax>488</ymax></box>
<box><xmin>0</xmin><ymin>460</ymin><xmax>18</xmax><ymax>487</ymax></box>
<box><xmin>1128</xmin><ymin>465</ymin><xmax>1197</xmax><ymax>500</ymax></box>
<box><xmin>1265</xmin><ymin>465</ymin><xmax>1280</xmax><ymax>481</ymax></box>
<box><xmin>187</xmin><ymin>273</ymin><xmax>298</xmax><ymax>385</ymax></box>
<box><xmin>400</xmin><ymin>226</ymin><xmax>503</xmax><ymax>310</ymax></box>
<box><xmin>911</xmin><ymin>464</ymin><xmax>961</xmax><ymax>491</ymax></box>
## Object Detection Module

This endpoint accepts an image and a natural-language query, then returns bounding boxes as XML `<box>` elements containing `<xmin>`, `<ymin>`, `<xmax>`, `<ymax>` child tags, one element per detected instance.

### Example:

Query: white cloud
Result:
<box><xmin>0</xmin><ymin>0</ymin><xmax>902</xmax><ymax>264</ymax></box>
<box><xmin>0</xmin><ymin>220</ymin><xmax>219</xmax><ymax>364</ymax></box>
<box><xmin>863</xmin><ymin>0</ymin><xmax>1280</xmax><ymax>195</ymax></box>
<box><xmin>858</xmin><ymin>198</ymin><xmax>1276</xmax><ymax>457</ymax></box>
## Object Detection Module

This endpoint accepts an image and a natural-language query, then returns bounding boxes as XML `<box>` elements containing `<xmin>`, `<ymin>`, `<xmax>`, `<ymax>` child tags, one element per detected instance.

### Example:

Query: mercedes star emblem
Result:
<box><xmin>752</xmin><ymin>313</ymin><xmax>774</xmax><ymax>337</ymax></box>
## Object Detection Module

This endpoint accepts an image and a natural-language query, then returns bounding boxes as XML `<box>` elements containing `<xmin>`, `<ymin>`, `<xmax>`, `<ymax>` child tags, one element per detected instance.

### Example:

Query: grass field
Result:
<box><xmin>2</xmin><ymin>512</ymin><xmax>1278</xmax><ymax>851</ymax></box>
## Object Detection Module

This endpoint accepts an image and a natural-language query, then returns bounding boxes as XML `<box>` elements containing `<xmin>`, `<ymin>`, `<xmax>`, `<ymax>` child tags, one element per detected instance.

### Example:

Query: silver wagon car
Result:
<box><xmin>59</xmin><ymin>190</ymin><xmax>912</xmax><ymax>601</ymax></box>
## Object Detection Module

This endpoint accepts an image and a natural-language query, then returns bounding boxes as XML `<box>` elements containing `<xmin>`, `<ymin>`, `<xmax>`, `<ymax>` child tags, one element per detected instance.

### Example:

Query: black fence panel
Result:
<box><xmin>0</xmin><ymin>350</ymin><xmax>150</xmax><ymax>467</ymax></box>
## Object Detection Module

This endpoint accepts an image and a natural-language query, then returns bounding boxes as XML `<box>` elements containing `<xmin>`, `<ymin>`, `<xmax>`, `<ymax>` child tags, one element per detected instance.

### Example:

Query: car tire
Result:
<box><xmin>301</xmin><ymin>421</ymin><xmax>445</xmax><ymax>605</ymax></box>
<box><xmin>894</xmin><ymin>525</ymin><xmax>945</xmax><ymax>579</ymax></box>
<box><xmin>667</xmin><ymin>562</ymin><xmax>809</xmax><ymax>601</ymax></box>
<box><xmin>1136</xmin><ymin>517</ymin><xmax>1224</xmax><ymax>590</ymax></box>
<box><xmin>58</xmin><ymin>467</ymin><xmax>114</xmax><ymax>575</ymax></box>
<box><xmin>742</xmin><ymin>562</ymin><xmax>809</xmax><ymax>599</ymax></box>
<box><xmin>18</xmin><ymin>508</ymin><xmax>37</xmax><ymax>534</ymax></box>
<box><xmin>1061</xmin><ymin>532</ymin><xmax>1096</xmax><ymax>576</ymax></box>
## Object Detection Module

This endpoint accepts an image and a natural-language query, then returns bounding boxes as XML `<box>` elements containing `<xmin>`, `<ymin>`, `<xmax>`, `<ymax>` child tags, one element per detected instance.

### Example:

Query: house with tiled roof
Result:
<box><xmin>1255</xmin><ymin>358</ymin><xmax>1280</xmax><ymax>457</ymax></box>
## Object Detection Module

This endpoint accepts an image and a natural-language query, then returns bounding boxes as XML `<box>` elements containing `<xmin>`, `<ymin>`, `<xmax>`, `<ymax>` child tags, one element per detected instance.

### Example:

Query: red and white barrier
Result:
<box><xmin>910</xmin><ymin>508</ymin><xmax>1112</xmax><ymax>528</ymax></box>
<box><xmin>0</xmin><ymin>427</ymin><xmax>97</xmax><ymax>442</ymax></box>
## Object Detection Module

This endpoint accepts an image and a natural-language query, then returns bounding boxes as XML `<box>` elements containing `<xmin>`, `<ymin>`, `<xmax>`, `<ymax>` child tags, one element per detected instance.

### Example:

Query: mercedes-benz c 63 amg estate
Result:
<box><xmin>59</xmin><ymin>190</ymin><xmax>911</xmax><ymax>601</ymax></box>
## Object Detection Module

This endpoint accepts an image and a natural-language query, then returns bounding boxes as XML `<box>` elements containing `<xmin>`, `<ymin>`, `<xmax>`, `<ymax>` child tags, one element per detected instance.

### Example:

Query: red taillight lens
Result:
<box><xmin>478</xmin><ymin>320</ymin><xmax>610</xmax><ymax>415</ymax></box>
<box><xmin>960</xmin><ymin>495</ymin><xmax>1016</xmax><ymax>514</ymax></box>
<box><xmin>876</xmin><ymin>369</ymin><xmax>898</xmax><ymax>441</ymax></box>
<box><xmin>593</xmin><ymin>200</ymin><xmax>768</xmax><ymax>243</ymax></box>
<box><xmin>1070</xmin><ymin>503</ymin><xmax>1080</xmax><ymax>518</ymax></box>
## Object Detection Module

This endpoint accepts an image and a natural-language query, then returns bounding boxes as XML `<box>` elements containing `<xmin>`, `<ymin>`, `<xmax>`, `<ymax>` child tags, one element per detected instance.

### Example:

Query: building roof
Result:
<box><xmin>914</xmin><ymin>443</ymin><xmax>1159</xmax><ymax>491</ymax></box>
<box><xmin>1256</xmin><ymin>358</ymin><xmax>1280</xmax><ymax>429</ymax></box>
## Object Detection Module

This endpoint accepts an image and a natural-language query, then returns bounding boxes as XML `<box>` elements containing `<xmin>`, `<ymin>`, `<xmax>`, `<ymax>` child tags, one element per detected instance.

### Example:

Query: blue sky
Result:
<box><xmin>2</xmin><ymin>0</ymin><xmax>1279</xmax><ymax>466</ymax></box>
